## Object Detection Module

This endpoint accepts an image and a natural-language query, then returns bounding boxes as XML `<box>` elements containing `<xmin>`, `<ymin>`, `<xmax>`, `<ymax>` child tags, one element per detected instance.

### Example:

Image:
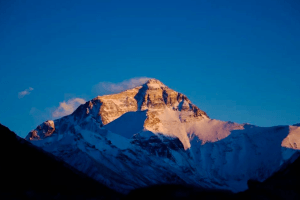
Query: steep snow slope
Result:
<box><xmin>26</xmin><ymin>79</ymin><xmax>300</xmax><ymax>193</ymax></box>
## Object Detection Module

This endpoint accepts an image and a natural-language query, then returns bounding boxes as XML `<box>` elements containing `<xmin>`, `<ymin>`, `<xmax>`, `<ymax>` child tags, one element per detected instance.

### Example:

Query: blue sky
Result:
<box><xmin>0</xmin><ymin>0</ymin><xmax>299</xmax><ymax>138</ymax></box>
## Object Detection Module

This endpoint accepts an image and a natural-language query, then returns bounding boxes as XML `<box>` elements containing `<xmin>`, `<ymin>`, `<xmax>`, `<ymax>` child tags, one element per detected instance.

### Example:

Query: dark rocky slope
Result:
<box><xmin>0</xmin><ymin>123</ymin><xmax>122</xmax><ymax>200</ymax></box>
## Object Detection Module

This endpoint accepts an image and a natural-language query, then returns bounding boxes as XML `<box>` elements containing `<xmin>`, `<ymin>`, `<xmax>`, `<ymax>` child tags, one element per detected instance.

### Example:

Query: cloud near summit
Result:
<box><xmin>30</xmin><ymin>98</ymin><xmax>86</xmax><ymax>126</ymax></box>
<box><xmin>30</xmin><ymin>77</ymin><xmax>150</xmax><ymax>125</ymax></box>
<box><xmin>52</xmin><ymin>98</ymin><xmax>86</xmax><ymax>118</ymax></box>
<box><xmin>93</xmin><ymin>77</ymin><xmax>150</xmax><ymax>95</ymax></box>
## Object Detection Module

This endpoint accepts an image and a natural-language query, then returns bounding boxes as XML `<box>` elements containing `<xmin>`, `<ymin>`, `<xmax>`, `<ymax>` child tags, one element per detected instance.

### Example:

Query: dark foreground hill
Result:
<box><xmin>0</xmin><ymin>123</ymin><xmax>122</xmax><ymax>200</ymax></box>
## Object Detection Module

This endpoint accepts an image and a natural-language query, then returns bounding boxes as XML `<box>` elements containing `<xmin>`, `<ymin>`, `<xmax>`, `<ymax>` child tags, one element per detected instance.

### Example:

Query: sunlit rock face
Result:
<box><xmin>85</xmin><ymin>79</ymin><xmax>208</xmax><ymax>128</ymax></box>
<box><xmin>57</xmin><ymin>79</ymin><xmax>209</xmax><ymax>149</ymax></box>
<box><xmin>26</xmin><ymin>78</ymin><xmax>300</xmax><ymax>194</ymax></box>
<box><xmin>26</xmin><ymin>120</ymin><xmax>55</xmax><ymax>140</ymax></box>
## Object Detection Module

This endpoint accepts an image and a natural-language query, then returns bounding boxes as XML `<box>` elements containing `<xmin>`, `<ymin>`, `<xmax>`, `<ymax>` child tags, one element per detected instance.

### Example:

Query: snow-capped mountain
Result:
<box><xmin>26</xmin><ymin>79</ymin><xmax>300</xmax><ymax>193</ymax></box>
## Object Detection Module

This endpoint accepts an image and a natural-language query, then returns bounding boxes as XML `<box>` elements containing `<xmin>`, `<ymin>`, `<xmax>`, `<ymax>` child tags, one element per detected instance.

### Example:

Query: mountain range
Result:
<box><xmin>24</xmin><ymin>79</ymin><xmax>300</xmax><ymax>194</ymax></box>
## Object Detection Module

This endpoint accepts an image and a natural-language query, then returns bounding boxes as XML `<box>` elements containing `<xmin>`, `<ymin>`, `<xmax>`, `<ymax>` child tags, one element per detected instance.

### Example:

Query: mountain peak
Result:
<box><xmin>145</xmin><ymin>78</ymin><xmax>164</xmax><ymax>84</ymax></box>
<box><xmin>86</xmin><ymin>79</ymin><xmax>209</xmax><ymax>126</ymax></box>
<box><xmin>27</xmin><ymin>78</ymin><xmax>208</xmax><ymax>149</ymax></box>
<box><xmin>143</xmin><ymin>78</ymin><xmax>166</xmax><ymax>89</ymax></box>
<box><xmin>24</xmin><ymin>79</ymin><xmax>300</xmax><ymax>195</ymax></box>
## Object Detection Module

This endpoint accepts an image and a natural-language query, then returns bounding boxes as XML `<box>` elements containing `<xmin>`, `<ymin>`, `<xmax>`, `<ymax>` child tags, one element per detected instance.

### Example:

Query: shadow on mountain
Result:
<box><xmin>237</xmin><ymin>150</ymin><xmax>300</xmax><ymax>200</ymax></box>
<box><xmin>104</xmin><ymin>111</ymin><xmax>147</xmax><ymax>138</ymax></box>
<box><xmin>188</xmin><ymin>124</ymin><xmax>297</xmax><ymax>191</ymax></box>
<box><xmin>0</xmin><ymin>123</ymin><xmax>122</xmax><ymax>200</ymax></box>
<box><xmin>125</xmin><ymin>159</ymin><xmax>300</xmax><ymax>200</ymax></box>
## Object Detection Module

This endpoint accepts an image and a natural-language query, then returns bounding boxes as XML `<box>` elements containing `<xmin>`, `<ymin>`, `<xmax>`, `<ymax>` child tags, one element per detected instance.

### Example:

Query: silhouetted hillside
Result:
<box><xmin>0</xmin><ymin>123</ymin><xmax>122</xmax><ymax>200</ymax></box>
<box><xmin>125</xmin><ymin>184</ymin><xmax>236</xmax><ymax>200</ymax></box>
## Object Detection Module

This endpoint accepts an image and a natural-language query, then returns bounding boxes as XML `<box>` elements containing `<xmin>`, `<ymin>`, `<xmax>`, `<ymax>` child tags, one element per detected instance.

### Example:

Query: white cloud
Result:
<box><xmin>18</xmin><ymin>87</ymin><xmax>34</xmax><ymax>98</ymax></box>
<box><xmin>93</xmin><ymin>77</ymin><xmax>150</xmax><ymax>95</ymax></box>
<box><xmin>29</xmin><ymin>98</ymin><xmax>86</xmax><ymax>126</ymax></box>
<box><xmin>52</xmin><ymin>98</ymin><xmax>86</xmax><ymax>118</ymax></box>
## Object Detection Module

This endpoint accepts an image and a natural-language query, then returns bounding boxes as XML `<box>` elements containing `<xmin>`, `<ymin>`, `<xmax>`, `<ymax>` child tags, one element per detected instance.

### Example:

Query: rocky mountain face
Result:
<box><xmin>25</xmin><ymin>79</ymin><xmax>300</xmax><ymax>194</ymax></box>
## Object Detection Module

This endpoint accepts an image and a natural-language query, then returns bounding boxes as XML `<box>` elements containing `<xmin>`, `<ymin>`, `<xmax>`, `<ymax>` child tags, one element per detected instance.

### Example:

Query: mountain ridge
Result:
<box><xmin>27</xmin><ymin>78</ymin><xmax>209</xmax><ymax>149</ymax></box>
<box><xmin>25</xmin><ymin>78</ymin><xmax>300</xmax><ymax>194</ymax></box>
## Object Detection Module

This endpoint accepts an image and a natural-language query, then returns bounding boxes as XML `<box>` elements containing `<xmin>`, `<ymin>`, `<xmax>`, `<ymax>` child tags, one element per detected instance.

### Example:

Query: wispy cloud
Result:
<box><xmin>29</xmin><ymin>98</ymin><xmax>86</xmax><ymax>126</ymax></box>
<box><xmin>52</xmin><ymin>98</ymin><xmax>86</xmax><ymax>118</ymax></box>
<box><xmin>93</xmin><ymin>77</ymin><xmax>150</xmax><ymax>95</ymax></box>
<box><xmin>18</xmin><ymin>87</ymin><xmax>34</xmax><ymax>98</ymax></box>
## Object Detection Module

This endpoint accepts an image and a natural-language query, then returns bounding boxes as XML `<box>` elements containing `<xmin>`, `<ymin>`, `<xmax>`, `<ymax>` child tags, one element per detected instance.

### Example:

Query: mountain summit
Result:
<box><xmin>27</xmin><ymin>78</ymin><xmax>208</xmax><ymax>149</ymax></box>
<box><xmin>26</xmin><ymin>79</ymin><xmax>300</xmax><ymax>193</ymax></box>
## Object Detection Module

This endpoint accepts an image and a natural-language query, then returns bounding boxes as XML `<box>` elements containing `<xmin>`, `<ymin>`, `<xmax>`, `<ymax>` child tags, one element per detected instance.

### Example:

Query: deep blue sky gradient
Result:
<box><xmin>0</xmin><ymin>0</ymin><xmax>299</xmax><ymax>137</ymax></box>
